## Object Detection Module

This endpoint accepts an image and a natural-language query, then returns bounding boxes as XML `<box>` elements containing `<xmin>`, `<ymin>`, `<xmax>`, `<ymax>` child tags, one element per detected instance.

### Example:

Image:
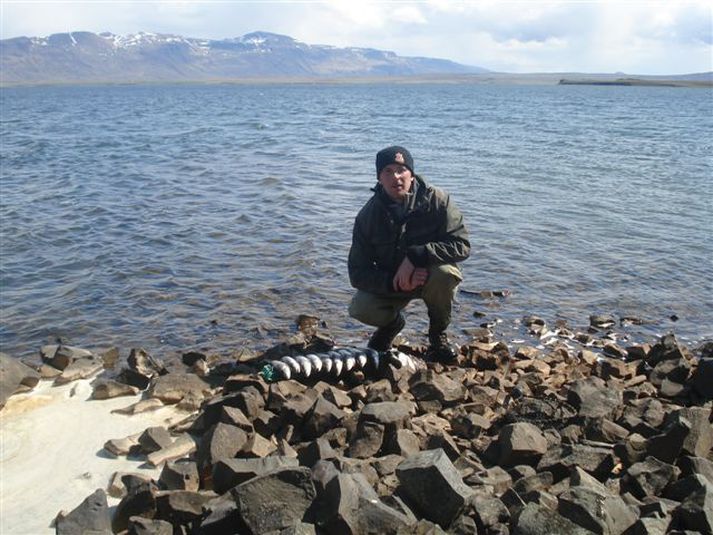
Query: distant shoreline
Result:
<box><xmin>2</xmin><ymin>72</ymin><xmax>712</xmax><ymax>88</ymax></box>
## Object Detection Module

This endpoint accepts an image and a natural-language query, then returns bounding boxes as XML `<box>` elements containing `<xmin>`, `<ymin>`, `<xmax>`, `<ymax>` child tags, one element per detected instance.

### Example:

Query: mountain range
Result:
<box><xmin>0</xmin><ymin>31</ymin><xmax>488</xmax><ymax>84</ymax></box>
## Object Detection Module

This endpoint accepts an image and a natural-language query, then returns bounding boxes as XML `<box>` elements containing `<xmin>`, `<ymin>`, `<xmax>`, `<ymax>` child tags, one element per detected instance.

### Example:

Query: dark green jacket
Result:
<box><xmin>348</xmin><ymin>175</ymin><xmax>470</xmax><ymax>295</ymax></box>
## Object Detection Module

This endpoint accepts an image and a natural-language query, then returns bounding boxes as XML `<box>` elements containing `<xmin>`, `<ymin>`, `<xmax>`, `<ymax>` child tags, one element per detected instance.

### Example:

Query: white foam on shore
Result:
<box><xmin>0</xmin><ymin>379</ymin><xmax>186</xmax><ymax>534</ymax></box>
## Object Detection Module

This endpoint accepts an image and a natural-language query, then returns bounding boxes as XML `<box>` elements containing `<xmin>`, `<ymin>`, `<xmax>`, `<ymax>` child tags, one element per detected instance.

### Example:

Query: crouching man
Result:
<box><xmin>348</xmin><ymin>145</ymin><xmax>470</xmax><ymax>362</ymax></box>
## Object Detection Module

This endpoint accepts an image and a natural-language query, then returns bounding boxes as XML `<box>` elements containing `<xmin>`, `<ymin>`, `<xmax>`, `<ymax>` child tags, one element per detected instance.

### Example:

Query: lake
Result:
<box><xmin>1</xmin><ymin>82</ymin><xmax>711</xmax><ymax>360</ymax></box>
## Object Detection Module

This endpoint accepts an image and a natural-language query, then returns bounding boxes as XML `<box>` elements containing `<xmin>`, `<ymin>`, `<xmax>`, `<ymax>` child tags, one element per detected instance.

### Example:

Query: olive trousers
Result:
<box><xmin>348</xmin><ymin>263</ymin><xmax>463</xmax><ymax>335</ymax></box>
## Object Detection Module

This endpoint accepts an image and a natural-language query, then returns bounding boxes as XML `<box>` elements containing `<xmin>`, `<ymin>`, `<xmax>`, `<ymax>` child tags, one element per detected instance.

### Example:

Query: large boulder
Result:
<box><xmin>0</xmin><ymin>352</ymin><xmax>40</xmax><ymax>408</ymax></box>
<box><xmin>55</xmin><ymin>488</ymin><xmax>111</xmax><ymax>535</ymax></box>
<box><xmin>498</xmin><ymin>422</ymin><xmax>548</xmax><ymax>467</ymax></box>
<box><xmin>230</xmin><ymin>467</ymin><xmax>316</xmax><ymax>534</ymax></box>
<box><xmin>567</xmin><ymin>376</ymin><xmax>623</xmax><ymax>419</ymax></box>
<box><xmin>396</xmin><ymin>448</ymin><xmax>474</xmax><ymax>528</ymax></box>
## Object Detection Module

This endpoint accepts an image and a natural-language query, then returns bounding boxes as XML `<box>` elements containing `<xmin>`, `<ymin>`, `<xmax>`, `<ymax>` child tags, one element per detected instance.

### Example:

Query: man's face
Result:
<box><xmin>379</xmin><ymin>163</ymin><xmax>413</xmax><ymax>202</ymax></box>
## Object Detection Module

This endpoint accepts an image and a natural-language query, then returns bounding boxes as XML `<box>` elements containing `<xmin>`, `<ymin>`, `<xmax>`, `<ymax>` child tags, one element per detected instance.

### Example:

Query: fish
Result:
<box><xmin>356</xmin><ymin>352</ymin><xmax>368</xmax><ymax>368</ymax></box>
<box><xmin>295</xmin><ymin>356</ymin><xmax>312</xmax><ymax>377</ymax></box>
<box><xmin>344</xmin><ymin>355</ymin><xmax>356</xmax><ymax>371</ymax></box>
<box><xmin>320</xmin><ymin>356</ymin><xmax>333</xmax><ymax>373</ymax></box>
<box><xmin>270</xmin><ymin>360</ymin><xmax>291</xmax><ymax>380</ymax></box>
<box><xmin>332</xmin><ymin>358</ymin><xmax>344</xmax><ymax>377</ymax></box>
<box><xmin>281</xmin><ymin>356</ymin><xmax>301</xmax><ymax>375</ymax></box>
<box><xmin>306</xmin><ymin>354</ymin><xmax>322</xmax><ymax>372</ymax></box>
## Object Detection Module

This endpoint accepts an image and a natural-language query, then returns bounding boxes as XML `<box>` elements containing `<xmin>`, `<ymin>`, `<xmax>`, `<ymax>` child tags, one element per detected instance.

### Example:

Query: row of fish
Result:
<box><xmin>261</xmin><ymin>347</ymin><xmax>416</xmax><ymax>382</ymax></box>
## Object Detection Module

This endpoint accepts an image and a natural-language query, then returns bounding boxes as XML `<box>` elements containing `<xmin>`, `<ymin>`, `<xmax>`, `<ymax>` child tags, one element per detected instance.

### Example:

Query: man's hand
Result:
<box><xmin>393</xmin><ymin>257</ymin><xmax>428</xmax><ymax>292</ymax></box>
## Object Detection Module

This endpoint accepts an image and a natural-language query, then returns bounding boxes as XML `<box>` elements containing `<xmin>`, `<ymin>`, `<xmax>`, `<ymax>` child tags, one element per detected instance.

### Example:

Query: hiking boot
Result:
<box><xmin>426</xmin><ymin>331</ymin><xmax>458</xmax><ymax>363</ymax></box>
<box><xmin>367</xmin><ymin>313</ymin><xmax>406</xmax><ymax>352</ymax></box>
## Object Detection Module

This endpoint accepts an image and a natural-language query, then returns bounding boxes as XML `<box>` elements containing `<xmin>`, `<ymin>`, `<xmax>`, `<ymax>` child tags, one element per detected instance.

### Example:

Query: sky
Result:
<box><xmin>1</xmin><ymin>0</ymin><xmax>711</xmax><ymax>75</ymax></box>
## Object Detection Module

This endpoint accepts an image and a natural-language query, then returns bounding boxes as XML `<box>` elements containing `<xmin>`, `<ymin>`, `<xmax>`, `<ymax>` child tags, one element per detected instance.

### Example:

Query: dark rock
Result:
<box><xmin>621</xmin><ymin>456</ymin><xmax>679</xmax><ymax>499</ymax></box>
<box><xmin>616</xmin><ymin>433</ymin><xmax>649</xmax><ymax>467</ymax></box>
<box><xmin>498</xmin><ymin>422</ymin><xmax>548</xmax><ymax>467</ymax></box>
<box><xmin>302</xmin><ymin>396</ymin><xmax>345</xmax><ymax>440</ymax></box>
<box><xmin>149</xmin><ymin>373</ymin><xmax>212</xmax><ymax>405</ymax></box>
<box><xmin>473</xmin><ymin>495</ymin><xmax>510</xmax><ymax>528</ymax></box>
<box><xmin>218</xmin><ymin>406</ymin><xmax>253</xmax><ymax>431</ymax></box>
<box><xmin>252</xmin><ymin>409</ymin><xmax>280</xmax><ymax>437</ymax></box>
<box><xmin>127</xmin><ymin>516</ymin><xmax>173</xmax><ymax>535</ymax></box>
<box><xmin>320</xmin><ymin>472</ymin><xmax>411</xmax><ymax>534</ymax></box>
<box><xmin>361</xmin><ymin>401</ymin><xmax>414</xmax><ymax>430</ymax></box>
<box><xmin>54</xmin><ymin>357</ymin><xmax>104</xmax><ymax>385</ymax></box>
<box><xmin>584</xmin><ymin>418</ymin><xmax>630</xmax><ymax>444</ymax></box>
<box><xmin>112</xmin><ymin>480</ymin><xmax>158</xmax><ymax>533</ymax></box>
<box><xmin>92</xmin><ymin>379</ymin><xmax>140</xmax><ymax>399</ymax></box>
<box><xmin>348</xmin><ymin>421</ymin><xmax>385</xmax><ymax>459</ymax></box>
<box><xmin>512</xmin><ymin>472</ymin><xmax>553</xmax><ymax>498</ymax></box>
<box><xmin>621</xmin><ymin>516</ymin><xmax>670</xmax><ymax>535</ymax></box>
<box><xmin>646</xmin><ymin>334</ymin><xmax>688</xmax><ymax>366</ymax></box>
<box><xmin>43</xmin><ymin>344</ymin><xmax>93</xmax><ymax>370</ymax></box>
<box><xmin>665</xmin><ymin>474</ymin><xmax>709</xmax><ymax>502</ymax></box>
<box><xmin>671</xmin><ymin>407</ymin><xmax>713</xmax><ymax>458</ymax></box>
<box><xmin>512</xmin><ymin>502</ymin><xmax>593</xmax><ymax>535</ymax></box>
<box><xmin>212</xmin><ymin>456</ymin><xmax>300</xmax><ymax>494</ymax></box>
<box><xmin>138</xmin><ymin>426</ymin><xmax>173</xmax><ymax>454</ymax></box>
<box><xmin>240</xmin><ymin>431</ymin><xmax>277</xmax><ymax>458</ymax></box>
<box><xmin>567</xmin><ymin>376</ymin><xmax>623</xmax><ymax>420</ymax></box>
<box><xmin>451</xmin><ymin>412</ymin><xmax>491</xmax><ymax>439</ymax></box>
<box><xmin>677</xmin><ymin>456</ymin><xmax>713</xmax><ymax>484</ymax></box>
<box><xmin>196</xmin><ymin>423</ymin><xmax>248</xmax><ymax>471</ymax></box>
<box><xmin>116</xmin><ymin>368</ymin><xmax>154</xmax><ymax>390</ymax></box>
<box><xmin>558</xmin><ymin>486</ymin><xmax>637</xmax><ymax>534</ymax></box>
<box><xmin>396</xmin><ymin>448</ymin><xmax>474</xmax><ymax>528</ymax></box>
<box><xmin>281</xmin><ymin>393</ymin><xmax>319</xmax><ymax>429</ymax></box>
<box><xmin>647</xmin><ymin>418</ymin><xmax>692</xmax><ymax>464</ymax></box>
<box><xmin>386</xmin><ymin>428</ymin><xmax>421</xmax><ymax>457</ymax></box>
<box><xmin>590</xmin><ymin>315</ymin><xmax>616</xmax><ymax>329</ymax></box>
<box><xmin>0</xmin><ymin>352</ymin><xmax>40</xmax><ymax>408</ymax></box>
<box><xmin>409</xmin><ymin>370</ymin><xmax>467</xmax><ymax>407</ymax></box>
<box><xmin>155</xmin><ymin>490</ymin><xmax>214</xmax><ymax>526</ymax></box>
<box><xmin>365</xmin><ymin>378</ymin><xmax>397</xmax><ymax>403</ymax></box>
<box><xmin>673</xmin><ymin>478</ymin><xmax>713</xmax><ymax>533</ymax></box>
<box><xmin>298</xmin><ymin>437</ymin><xmax>338</xmax><ymax>467</ymax></box>
<box><xmin>196</xmin><ymin>494</ymin><xmax>244</xmax><ymax>535</ymax></box>
<box><xmin>159</xmin><ymin>461</ymin><xmax>199</xmax><ymax>491</ymax></box>
<box><xmin>128</xmin><ymin>347</ymin><xmax>167</xmax><ymax>377</ymax></box>
<box><xmin>55</xmin><ymin>488</ymin><xmax>111</xmax><ymax>535</ymax></box>
<box><xmin>230</xmin><ymin>467</ymin><xmax>316</xmax><ymax>534</ymax></box>
<box><xmin>692</xmin><ymin>358</ymin><xmax>713</xmax><ymax>398</ymax></box>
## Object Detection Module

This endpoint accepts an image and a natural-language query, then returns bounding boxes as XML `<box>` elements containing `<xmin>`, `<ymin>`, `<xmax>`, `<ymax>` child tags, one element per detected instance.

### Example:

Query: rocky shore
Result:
<box><xmin>1</xmin><ymin>313</ymin><xmax>712</xmax><ymax>535</ymax></box>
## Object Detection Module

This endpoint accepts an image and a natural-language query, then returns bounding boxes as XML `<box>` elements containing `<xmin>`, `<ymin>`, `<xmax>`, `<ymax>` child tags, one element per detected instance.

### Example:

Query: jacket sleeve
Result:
<box><xmin>348</xmin><ymin>219</ymin><xmax>393</xmax><ymax>295</ymax></box>
<box><xmin>407</xmin><ymin>193</ymin><xmax>470</xmax><ymax>266</ymax></box>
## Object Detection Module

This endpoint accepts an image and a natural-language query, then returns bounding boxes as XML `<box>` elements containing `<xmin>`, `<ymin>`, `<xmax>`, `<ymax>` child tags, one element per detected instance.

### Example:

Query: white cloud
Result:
<box><xmin>0</xmin><ymin>0</ymin><xmax>710</xmax><ymax>74</ymax></box>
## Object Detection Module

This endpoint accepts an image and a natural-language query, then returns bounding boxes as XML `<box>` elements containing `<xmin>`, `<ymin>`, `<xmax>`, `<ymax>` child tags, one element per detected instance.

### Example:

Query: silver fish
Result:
<box><xmin>332</xmin><ymin>358</ymin><xmax>344</xmax><ymax>376</ymax></box>
<box><xmin>281</xmin><ymin>356</ymin><xmax>301</xmax><ymax>375</ymax></box>
<box><xmin>344</xmin><ymin>355</ymin><xmax>356</xmax><ymax>371</ymax></box>
<box><xmin>295</xmin><ymin>356</ymin><xmax>312</xmax><ymax>377</ymax></box>
<box><xmin>356</xmin><ymin>353</ymin><xmax>368</xmax><ymax>368</ymax></box>
<box><xmin>306</xmin><ymin>354</ymin><xmax>322</xmax><ymax>372</ymax></box>
<box><xmin>320</xmin><ymin>357</ymin><xmax>333</xmax><ymax>373</ymax></box>
<box><xmin>270</xmin><ymin>360</ymin><xmax>291</xmax><ymax>380</ymax></box>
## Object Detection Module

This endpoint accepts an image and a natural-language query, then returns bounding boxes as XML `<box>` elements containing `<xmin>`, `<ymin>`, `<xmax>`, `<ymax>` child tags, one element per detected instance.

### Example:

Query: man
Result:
<box><xmin>348</xmin><ymin>146</ymin><xmax>470</xmax><ymax>362</ymax></box>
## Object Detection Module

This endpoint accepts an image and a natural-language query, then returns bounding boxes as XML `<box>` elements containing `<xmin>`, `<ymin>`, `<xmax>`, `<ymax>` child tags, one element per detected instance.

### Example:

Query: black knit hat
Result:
<box><xmin>376</xmin><ymin>146</ymin><xmax>414</xmax><ymax>177</ymax></box>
